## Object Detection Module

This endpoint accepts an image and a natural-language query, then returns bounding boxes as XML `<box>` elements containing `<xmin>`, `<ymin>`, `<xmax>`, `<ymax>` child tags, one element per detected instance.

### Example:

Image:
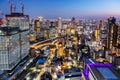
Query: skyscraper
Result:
<box><xmin>38</xmin><ymin>16</ymin><xmax>43</xmax><ymax>22</ymax></box>
<box><xmin>107</xmin><ymin>17</ymin><xmax>118</xmax><ymax>49</ymax></box>
<box><xmin>58</xmin><ymin>17</ymin><xmax>62</xmax><ymax>29</ymax></box>
<box><xmin>6</xmin><ymin>12</ymin><xmax>30</xmax><ymax>59</ymax></box>
<box><xmin>0</xmin><ymin>8</ymin><xmax>30</xmax><ymax>70</ymax></box>
<box><xmin>0</xmin><ymin>27</ymin><xmax>20</xmax><ymax>70</ymax></box>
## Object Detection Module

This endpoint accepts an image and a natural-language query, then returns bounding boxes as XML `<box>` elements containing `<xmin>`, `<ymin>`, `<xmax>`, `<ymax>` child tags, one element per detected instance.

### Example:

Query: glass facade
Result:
<box><xmin>0</xmin><ymin>13</ymin><xmax>30</xmax><ymax>70</ymax></box>
<box><xmin>0</xmin><ymin>30</ymin><xmax>29</xmax><ymax>70</ymax></box>
<box><xmin>7</xmin><ymin>17</ymin><xmax>29</xmax><ymax>31</ymax></box>
<box><xmin>0</xmin><ymin>36</ymin><xmax>9</xmax><ymax>70</ymax></box>
<box><xmin>49</xmin><ymin>28</ymin><xmax>56</xmax><ymax>38</ymax></box>
<box><xmin>0</xmin><ymin>34</ymin><xmax>20</xmax><ymax>70</ymax></box>
<box><xmin>20</xmin><ymin>31</ymin><xmax>29</xmax><ymax>59</ymax></box>
<box><xmin>8</xmin><ymin>34</ymin><xmax>21</xmax><ymax>70</ymax></box>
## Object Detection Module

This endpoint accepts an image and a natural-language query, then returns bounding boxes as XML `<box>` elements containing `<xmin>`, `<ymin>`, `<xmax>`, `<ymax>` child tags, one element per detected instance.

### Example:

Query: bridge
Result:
<box><xmin>30</xmin><ymin>37</ymin><xmax>58</xmax><ymax>49</ymax></box>
<box><xmin>29</xmin><ymin>37</ymin><xmax>59</xmax><ymax>57</ymax></box>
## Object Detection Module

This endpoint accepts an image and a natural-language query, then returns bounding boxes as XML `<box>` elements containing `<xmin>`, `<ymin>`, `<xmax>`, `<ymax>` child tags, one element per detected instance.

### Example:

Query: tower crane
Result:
<box><xmin>0</xmin><ymin>10</ymin><xmax>6</xmax><ymax>25</ymax></box>
<box><xmin>8</xmin><ymin>0</ymin><xmax>16</xmax><ymax>13</ymax></box>
<box><xmin>19</xmin><ymin>0</ymin><xmax>24</xmax><ymax>14</ymax></box>
<box><xmin>0</xmin><ymin>10</ymin><xmax>5</xmax><ymax>19</ymax></box>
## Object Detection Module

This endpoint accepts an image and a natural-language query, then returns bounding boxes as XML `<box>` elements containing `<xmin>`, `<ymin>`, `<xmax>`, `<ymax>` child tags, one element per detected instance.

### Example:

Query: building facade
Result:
<box><xmin>0</xmin><ymin>12</ymin><xmax>30</xmax><ymax>70</ymax></box>
<box><xmin>0</xmin><ymin>27</ymin><xmax>20</xmax><ymax>70</ymax></box>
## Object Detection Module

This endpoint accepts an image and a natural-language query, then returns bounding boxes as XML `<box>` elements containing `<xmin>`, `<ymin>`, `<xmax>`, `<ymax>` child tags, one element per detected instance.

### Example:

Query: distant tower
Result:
<box><xmin>71</xmin><ymin>17</ymin><xmax>75</xmax><ymax>26</ymax></box>
<box><xmin>38</xmin><ymin>16</ymin><xmax>43</xmax><ymax>22</ymax></box>
<box><xmin>58</xmin><ymin>17</ymin><xmax>62</xmax><ymax>28</ymax></box>
<box><xmin>34</xmin><ymin>19</ymin><xmax>40</xmax><ymax>40</ymax></box>
<box><xmin>99</xmin><ymin>20</ymin><xmax>107</xmax><ymax>47</ymax></box>
<box><xmin>107</xmin><ymin>17</ymin><xmax>118</xmax><ymax>49</ymax></box>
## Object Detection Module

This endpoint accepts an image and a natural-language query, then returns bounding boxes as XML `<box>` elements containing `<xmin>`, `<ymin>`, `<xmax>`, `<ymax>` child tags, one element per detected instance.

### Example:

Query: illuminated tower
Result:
<box><xmin>29</xmin><ymin>19</ymin><xmax>36</xmax><ymax>42</ymax></box>
<box><xmin>107</xmin><ymin>17</ymin><xmax>118</xmax><ymax>49</ymax></box>
<box><xmin>58</xmin><ymin>42</ymin><xmax>64</xmax><ymax>57</ymax></box>
<box><xmin>95</xmin><ymin>24</ymin><xmax>100</xmax><ymax>40</ymax></box>
<box><xmin>117</xmin><ymin>26</ymin><xmax>120</xmax><ymax>56</ymax></box>
<box><xmin>34</xmin><ymin>19</ymin><xmax>40</xmax><ymax>40</ymax></box>
<box><xmin>100</xmin><ymin>20</ymin><xmax>107</xmax><ymax>46</ymax></box>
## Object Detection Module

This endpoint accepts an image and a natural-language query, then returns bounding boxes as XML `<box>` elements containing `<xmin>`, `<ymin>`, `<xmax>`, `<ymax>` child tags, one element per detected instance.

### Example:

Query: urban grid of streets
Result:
<box><xmin>15</xmin><ymin>34</ymin><xmax>91</xmax><ymax>80</ymax></box>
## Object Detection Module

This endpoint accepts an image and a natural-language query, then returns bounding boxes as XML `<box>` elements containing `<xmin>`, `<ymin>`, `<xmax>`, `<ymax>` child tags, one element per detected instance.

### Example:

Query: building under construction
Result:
<box><xmin>0</xmin><ymin>0</ymin><xmax>30</xmax><ymax>70</ymax></box>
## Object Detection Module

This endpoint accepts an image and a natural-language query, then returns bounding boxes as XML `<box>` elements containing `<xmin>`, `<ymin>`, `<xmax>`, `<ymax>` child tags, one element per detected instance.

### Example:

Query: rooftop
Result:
<box><xmin>6</xmin><ymin>13</ymin><xmax>29</xmax><ymax>18</ymax></box>
<box><xmin>84</xmin><ymin>63</ymin><xmax>120</xmax><ymax>80</ymax></box>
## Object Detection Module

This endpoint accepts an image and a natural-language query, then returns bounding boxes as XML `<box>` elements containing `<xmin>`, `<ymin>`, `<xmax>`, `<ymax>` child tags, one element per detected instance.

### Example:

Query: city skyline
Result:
<box><xmin>0</xmin><ymin>0</ymin><xmax>120</xmax><ymax>19</ymax></box>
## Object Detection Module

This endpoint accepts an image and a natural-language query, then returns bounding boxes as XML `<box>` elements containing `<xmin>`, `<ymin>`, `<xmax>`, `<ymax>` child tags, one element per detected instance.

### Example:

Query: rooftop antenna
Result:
<box><xmin>13</xmin><ymin>4</ymin><xmax>16</xmax><ymax>12</ymax></box>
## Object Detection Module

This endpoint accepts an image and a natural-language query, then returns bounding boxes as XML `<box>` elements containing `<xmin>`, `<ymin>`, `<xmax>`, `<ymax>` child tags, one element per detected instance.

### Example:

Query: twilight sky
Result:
<box><xmin>0</xmin><ymin>0</ymin><xmax>120</xmax><ymax>19</ymax></box>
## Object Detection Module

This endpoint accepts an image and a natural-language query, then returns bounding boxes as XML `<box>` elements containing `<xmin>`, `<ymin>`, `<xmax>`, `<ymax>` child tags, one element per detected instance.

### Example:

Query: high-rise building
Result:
<box><xmin>116</xmin><ymin>25</ymin><xmax>120</xmax><ymax>56</ymax></box>
<box><xmin>107</xmin><ymin>17</ymin><xmax>118</xmax><ymax>49</ymax></box>
<box><xmin>0</xmin><ymin>18</ymin><xmax>3</xmax><ymax>25</ymax></box>
<box><xmin>49</xmin><ymin>22</ymin><xmax>57</xmax><ymax>38</ymax></box>
<box><xmin>19</xmin><ymin>30</ymin><xmax>29</xmax><ymax>59</ymax></box>
<box><xmin>0</xmin><ymin>26</ymin><xmax>29</xmax><ymax>70</ymax></box>
<box><xmin>6</xmin><ymin>12</ymin><xmax>30</xmax><ymax>59</ymax></box>
<box><xmin>34</xmin><ymin>19</ymin><xmax>41</xmax><ymax>40</ymax></box>
<box><xmin>99</xmin><ymin>20</ymin><xmax>108</xmax><ymax>46</ymax></box>
<box><xmin>71</xmin><ymin>17</ymin><xmax>76</xmax><ymax>26</ymax></box>
<box><xmin>0</xmin><ymin>8</ymin><xmax>30</xmax><ymax>70</ymax></box>
<box><xmin>6</xmin><ymin>13</ymin><xmax>29</xmax><ymax>31</ymax></box>
<box><xmin>0</xmin><ymin>27</ymin><xmax>20</xmax><ymax>70</ymax></box>
<box><xmin>29</xmin><ymin>19</ymin><xmax>36</xmax><ymax>42</ymax></box>
<box><xmin>38</xmin><ymin>16</ymin><xmax>43</xmax><ymax>22</ymax></box>
<box><xmin>45</xmin><ymin>20</ymin><xmax>50</xmax><ymax>29</ymax></box>
<box><xmin>58</xmin><ymin>17</ymin><xmax>62</xmax><ymax>29</ymax></box>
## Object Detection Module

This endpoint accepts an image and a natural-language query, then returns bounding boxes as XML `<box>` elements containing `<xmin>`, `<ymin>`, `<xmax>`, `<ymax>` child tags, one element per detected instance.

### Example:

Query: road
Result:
<box><xmin>14</xmin><ymin>37</ymin><xmax>59</xmax><ymax>80</ymax></box>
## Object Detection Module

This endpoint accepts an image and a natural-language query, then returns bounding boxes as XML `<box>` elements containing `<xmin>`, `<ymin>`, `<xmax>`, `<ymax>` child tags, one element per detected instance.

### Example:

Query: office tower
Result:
<box><xmin>71</xmin><ymin>17</ymin><xmax>75</xmax><ymax>25</ymax></box>
<box><xmin>0</xmin><ymin>5</ymin><xmax>30</xmax><ymax>70</ymax></box>
<box><xmin>49</xmin><ymin>22</ymin><xmax>56</xmax><ymax>38</ymax></box>
<box><xmin>19</xmin><ymin>30</ymin><xmax>29</xmax><ymax>59</ymax></box>
<box><xmin>0</xmin><ymin>27</ymin><xmax>20</xmax><ymax>70</ymax></box>
<box><xmin>29</xmin><ymin>19</ymin><xmax>35</xmax><ymax>31</ymax></box>
<box><xmin>6</xmin><ymin>12</ymin><xmax>30</xmax><ymax>59</ymax></box>
<box><xmin>29</xmin><ymin>19</ymin><xmax>36</xmax><ymax>42</ymax></box>
<box><xmin>38</xmin><ymin>16</ymin><xmax>43</xmax><ymax>22</ymax></box>
<box><xmin>34</xmin><ymin>19</ymin><xmax>40</xmax><ymax>40</ymax></box>
<box><xmin>58</xmin><ymin>17</ymin><xmax>62</xmax><ymax>29</ymax></box>
<box><xmin>107</xmin><ymin>17</ymin><xmax>118</xmax><ymax>49</ymax></box>
<box><xmin>45</xmin><ymin>20</ymin><xmax>50</xmax><ymax>29</ymax></box>
<box><xmin>6</xmin><ymin>13</ymin><xmax>29</xmax><ymax>31</ymax></box>
<box><xmin>116</xmin><ymin>26</ymin><xmax>120</xmax><ymax>56</ymax></box>
<box><xmin>99</xmin><ymin>20</ymin><xmax>107</xmax><ymax>46</ymax></box>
